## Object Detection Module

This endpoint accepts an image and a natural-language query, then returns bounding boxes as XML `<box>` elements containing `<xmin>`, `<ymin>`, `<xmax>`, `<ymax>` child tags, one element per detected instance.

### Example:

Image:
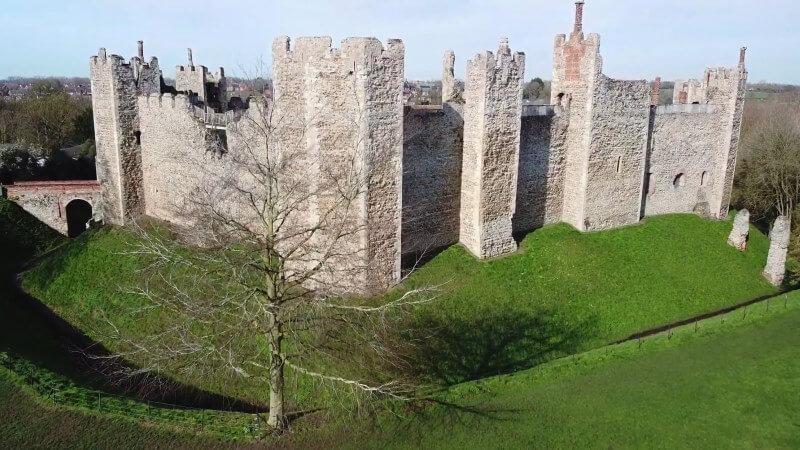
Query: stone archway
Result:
<box><xmin>66</xmin><ymin>199</ymin><xmax>92</xmax><ymax>238</ymax></box>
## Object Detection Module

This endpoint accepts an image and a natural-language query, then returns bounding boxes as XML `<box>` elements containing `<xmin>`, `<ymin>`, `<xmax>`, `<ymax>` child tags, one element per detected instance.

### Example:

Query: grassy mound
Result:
<box><xmin>21</xmin><ymin>214</ymin><xmax>777</xmax><ymax>403</ymax></box>
<box><xmin>399</xmin><ymin>214</ymin><xmax>776</xmax><ymax>383</ymax></box>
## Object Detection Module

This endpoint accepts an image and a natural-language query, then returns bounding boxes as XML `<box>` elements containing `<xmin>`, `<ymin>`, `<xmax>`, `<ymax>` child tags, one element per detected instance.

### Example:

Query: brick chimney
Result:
<box><xmin>574</xmin><ymin>1</ymin><xmax>585</xmax><ymax>35</ymax></box>
<box><xmin>651</xmin><ymin>76</ymin><xmax>662</xmax><ymax>106</ymax></box>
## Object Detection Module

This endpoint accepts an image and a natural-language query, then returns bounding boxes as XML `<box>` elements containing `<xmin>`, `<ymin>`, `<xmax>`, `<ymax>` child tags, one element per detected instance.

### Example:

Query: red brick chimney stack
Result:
<box><xmin>651</xmin><ymin>76</ymin><xmax>662</xmax><ymax>106</ymax></box>
<box><xmin>574</xmin><ymin>1</ymin><xmax>585</xmax><ymax>35</ymax></box>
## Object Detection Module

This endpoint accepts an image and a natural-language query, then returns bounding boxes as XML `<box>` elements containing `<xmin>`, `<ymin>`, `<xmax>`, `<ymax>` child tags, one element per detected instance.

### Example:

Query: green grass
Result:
<box><xmin>397</xmin><ymin>214</ymin><xmax>777</xmax><ymax>383</ymax></box>
<box><xmin>20</xmin><ymin>214</ymin><xmax>778</xmax><ymax>402</ymax></box>
<box><xmin>0</xmin><ymin>364</ymin><xmax>242</xmax><ymax>450</ymax></box>
<box><xmin>4</xmin><ymin>287</ymin><xmax>799</xmax><ymax>449</ymax></box>
<box><xmin>0</xmin><ymin>352</ymin><xmax>256</xmax><ymax>444</ymax></box>
<box><xmin>346</xmin><ymin>290</ymin><xmax>800</xmax><ymax>449</ymax></box>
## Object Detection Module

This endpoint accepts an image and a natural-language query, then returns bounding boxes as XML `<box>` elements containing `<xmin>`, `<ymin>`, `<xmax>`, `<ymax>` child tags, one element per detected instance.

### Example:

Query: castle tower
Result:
<box><xmin>90</xmin><ymin>49</ymin><xmax>142</xmax><ymax>225</ymax></box>
<box><xmin>174</xmin><ymin>48</ymin><xmax>227</xmax><ymax>110</ymax></box>
<box><xmin>272</xmin><ymin>36</ymin><xmax>405</xmax><ymax>293</ymax></box>
<box><xmin>459</xmin><ymin>39</ymin><xmax>525</xmax><ymax>258</ymax></box>
<box><xmin>706</xmin><ymin>47</ymin><xmax>748</xmax><ymax>219</ymax></box>
<box><xmin>175</xmin><ymin>48</ymin><xmax>209</xmax><ymax>102</ymax></box>
<box><xmin>90</xmin><ymin>42</ymin><xmax>164</xmax><ymax>225</ymax></box>
<box><xmin>551</xmin><ymin>1</ymin><xmax>651</xmax><ymax>231</ymax></box>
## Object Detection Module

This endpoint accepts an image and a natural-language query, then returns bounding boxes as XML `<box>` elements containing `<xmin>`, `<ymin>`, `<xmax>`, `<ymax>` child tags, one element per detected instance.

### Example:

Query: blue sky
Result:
<box><xmin>1</xmin><ymin>0</ymin><xmax>798</xmax><ymax>83</ymax></box>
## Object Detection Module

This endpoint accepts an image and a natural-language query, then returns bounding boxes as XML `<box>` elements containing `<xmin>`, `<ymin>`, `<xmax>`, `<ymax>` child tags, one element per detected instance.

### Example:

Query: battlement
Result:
<box><xmin>467</xmin><ymin>39</ymin><xmax>525</xmax><ymax>77</ymax></box>
<box><xmin>86</xmin><ymin>2</ymin><xmax>749</xmax><ymax>294</ymax></box>
<box><xmin>90</xmin><ymin>49</ymin><xmax>129</xmax><ymax>68</ymax></box>
<box><xmin>141</xmin><ymin>92</ymin><xmax>191</xmax><ymax>109</ymax></box>
<box><xmin>272</xmin><ymin>36</ymin><xmax>404</xmax><ymax>61</ymax></box>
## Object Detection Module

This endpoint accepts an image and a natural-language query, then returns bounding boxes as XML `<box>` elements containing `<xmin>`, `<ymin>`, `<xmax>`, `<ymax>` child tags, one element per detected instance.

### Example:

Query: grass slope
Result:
<box><xmin>21</xmin><ymin>214</ymin><xmax>777</xmax><ymax>402</ymax></box>
<box><xmin>3</xmin><ymin>290</ymin><xmax>797</xmax><ymax>449</ymax></box>
<box><xmin>0</xmin><ymin>367</ymin><xmax>226</xmax><ymax>450</ymax></box>
<box><xmin>358</xmin><ymin>291</ymin><xmax>800</xmax><ymax>449</ymax></box>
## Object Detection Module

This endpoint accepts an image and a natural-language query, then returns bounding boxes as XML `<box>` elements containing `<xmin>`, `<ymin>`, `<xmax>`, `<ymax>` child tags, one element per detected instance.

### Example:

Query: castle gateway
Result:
<box><xmin>89</xmin><ymin>1</ymin><xmax>746</xmax><ymax>293</ymax></box>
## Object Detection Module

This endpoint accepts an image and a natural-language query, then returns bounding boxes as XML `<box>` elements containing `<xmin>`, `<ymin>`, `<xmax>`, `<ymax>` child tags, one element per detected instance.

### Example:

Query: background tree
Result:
<box><xmin>15</xmin><ymin>84</ymin><xmax>82</xmax><ymax>153</ymax></box>
<box><xmin>733</xmin><ymin>99</ymin><xmax>800</xmax><ymax>282</ymax></box>
<box><xmin>94</xmin><ymin>84</ymin><xmax>440</xmax><ymax>434</ymax></box>
<box><xmin>735</xmin><ymin>101</ymin><xmax>800</xmax><ymax>220</ymax></box>
<box><xmin>522</xmin><ymin>77</ymin><xmax>550</xmax><ymax>100</ymax></box>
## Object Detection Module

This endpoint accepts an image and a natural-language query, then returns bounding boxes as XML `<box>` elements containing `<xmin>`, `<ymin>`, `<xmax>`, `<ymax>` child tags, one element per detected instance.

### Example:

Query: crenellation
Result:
<box><xmin>88</xmin><ymin>2</ymin><xmax>748</xmax><ymax>294</ymax></box>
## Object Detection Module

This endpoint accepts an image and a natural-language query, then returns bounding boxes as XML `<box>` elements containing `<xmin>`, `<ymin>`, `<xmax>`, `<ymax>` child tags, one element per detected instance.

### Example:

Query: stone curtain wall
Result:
<box><xmin>88</xmin><ymin>3</ymin><xmax>748</xmax><ymax>294</ymax></box>
<box><xmin>4</xmin><ymin>181</ymin><xmax>101</xmax><ymax>235</ymax></box>
<box><xmin>138</xmin><ymin>94</ymin><xmax>214</xmax><ymax>228</ymax></box>
<box><xmin>90</xmin><ymin>50</ymin><xmax>145</xmax><ymax>225</ymax></box>
<box><xmin>645</xmin><ymin>105</ymin><xmax>719</xmax><ymax>217</ymax></box>
<box><xmin>401</xmin><ymin>104</ymin><xmax>464</xmax><ymax>260</ymax></box>
<box><xmin>459</xmin><ymin>40</ymin><xmax>525</xmax><ymax>259</ymax></box>
<box><xmin>582</xmin><ymin>76</ymin><xmax>650</xmax><ymax>231</ymax></box>
<box><xmin>272</xmin><ymin>37</ymin><xmax>404</xmax><ymax>292</ymax></box>
<box><xmin>513</xmin><ymin>112</ymin><xmax>568</xmax><ymax>234</ymax></box>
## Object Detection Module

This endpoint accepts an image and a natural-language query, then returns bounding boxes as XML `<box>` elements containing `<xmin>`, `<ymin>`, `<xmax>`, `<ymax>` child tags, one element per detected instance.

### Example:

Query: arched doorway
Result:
<box><xmin>66</xmin><ymin>199</ymin><xmax>92</xmax><ymax>238</ymax></box>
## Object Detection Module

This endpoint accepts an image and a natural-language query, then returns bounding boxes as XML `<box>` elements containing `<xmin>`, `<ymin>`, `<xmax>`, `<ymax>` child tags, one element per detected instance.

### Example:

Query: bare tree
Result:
<box><xmin>94</xmin><ymin>72</ymin><xmax>441</xmax><ymax>433</ymax></box>
<box><xmin>736</xmin><ymin>101</ymin><xmax>800</xmax><ymax>220</ymax></box>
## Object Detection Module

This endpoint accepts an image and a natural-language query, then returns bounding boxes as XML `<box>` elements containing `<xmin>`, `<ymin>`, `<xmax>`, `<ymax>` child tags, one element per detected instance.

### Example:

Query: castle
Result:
<box><xmin>87</xmin><ymin>1</ymin><xmax>747</xmax><ymax>293</ymax></box>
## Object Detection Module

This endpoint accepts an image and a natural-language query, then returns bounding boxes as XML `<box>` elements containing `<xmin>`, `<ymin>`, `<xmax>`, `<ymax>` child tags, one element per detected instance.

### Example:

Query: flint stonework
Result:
<box><xmin>763</xmin><ymin>215</ymin><xmax>791</xmax><ymax>286</ymax></box>
<box><xmin>727</xmin><ymin>209</ymin><xmax>750</xmax><ymax>251</ymax></box>
<box><xmin>85</xmin><ymin>2</ymin><xmax>748</xmax><ymax>294</ymax></box>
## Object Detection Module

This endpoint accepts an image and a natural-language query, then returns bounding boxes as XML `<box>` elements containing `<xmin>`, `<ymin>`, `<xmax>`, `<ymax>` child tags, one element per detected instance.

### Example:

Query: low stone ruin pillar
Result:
<box><xmin>727</xmin><ymin>209</ymin><xmax>750</xmax><ymax>251</ymax></box>
<box><xmin>763</xmin><ymin>215</ymin><xmax>791</xmax><ymax>286</ymax></box>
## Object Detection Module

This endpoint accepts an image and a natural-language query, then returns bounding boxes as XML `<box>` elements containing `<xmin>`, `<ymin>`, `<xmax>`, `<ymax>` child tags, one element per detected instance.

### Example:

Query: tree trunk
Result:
<box><xmin>267</xmin><ymin>321</ymin><xmax>287</xmax><ymax>431</ymax></box>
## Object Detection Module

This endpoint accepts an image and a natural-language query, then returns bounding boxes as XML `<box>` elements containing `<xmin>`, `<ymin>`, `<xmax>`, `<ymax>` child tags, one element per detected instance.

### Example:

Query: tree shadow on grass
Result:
<box><xmin>355</xmin><ymin>306</ymin><xmax>599</xmax><ymax>447</ymax></box>
<box><xmin>405</xmin><ymin>306</ymin><xmax>597</xmax><ymax>386</ymax></box>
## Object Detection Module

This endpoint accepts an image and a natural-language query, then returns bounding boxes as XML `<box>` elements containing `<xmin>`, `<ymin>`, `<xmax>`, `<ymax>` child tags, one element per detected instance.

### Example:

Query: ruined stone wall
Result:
<box><xmin>645</xmin><ymin>59</ymin><xmax>746</xmax><ymax>220</ymax></box>
<box><xmin>402</xmin><ymin>104</ymin><xmax>463</xmax><ymax>260</ymax></box>
<box><xmin>89</xmin><ymin>50</ymin><xmax>145</xmax><ymax>225</ymax></box>
<box><xmin>581</xmin><ymin>75</ymin><xmax>650</xmax><ymax>230</ymax></box>
<box><xmin>644</xmin><ymin>105</ymin><xmax>719</xmax><ymax>217</ymax></box>
<box><xmin>459</xmin><ymin>40</ymin><xmax>525</xmax><ymax>258</ymax></box>
<box><xmin>272</xmin><ymin>37</ymin><xmax>404</xmax><ymax>292</ymax></box>
<box><xmin>673</xmin><ymin>79</ymin><xmax>705</xmax><ymax>105</ymax></box>
<box><xmin>513</xmin><ymin>109</ymin><xmax>568</xmax><ymax>234</ymax></box>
